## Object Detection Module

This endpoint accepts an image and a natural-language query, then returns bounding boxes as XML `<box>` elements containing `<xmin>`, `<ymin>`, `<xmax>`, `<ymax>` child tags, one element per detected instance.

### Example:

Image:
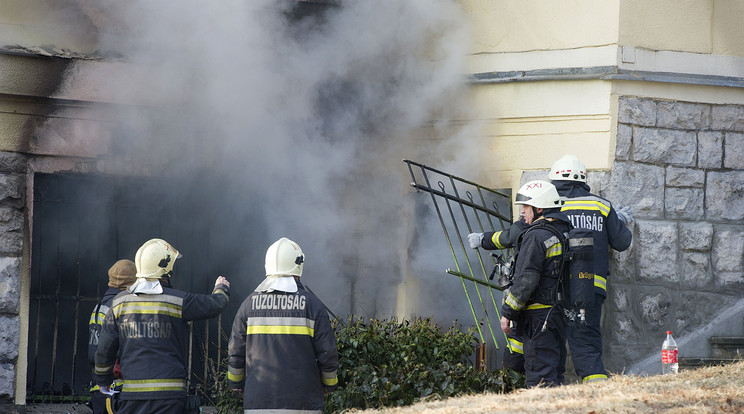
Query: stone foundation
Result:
<box><xmin>600</xmin><ymin>96</ymin><xmax>744</xmax><ymax>372</ymax></box>
<box><xmin>0</xmin><ymin>153</ymin><xmax>26</xmax><ymax>401</ymax></box>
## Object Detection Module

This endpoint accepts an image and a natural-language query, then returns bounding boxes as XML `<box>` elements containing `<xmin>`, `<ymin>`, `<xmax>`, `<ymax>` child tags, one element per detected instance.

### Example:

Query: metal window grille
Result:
<box><xmin>404</xmin><ymin>160</ymin><xmax>513</xmax><ymax>368</ymax></box>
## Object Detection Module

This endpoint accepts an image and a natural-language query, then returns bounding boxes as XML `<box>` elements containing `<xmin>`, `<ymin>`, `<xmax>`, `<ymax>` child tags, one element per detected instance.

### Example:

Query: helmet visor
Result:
<box><xmin>515</xmin><ymin>192</ymin><xmax>532</xmax><ymax>204</ymax></box>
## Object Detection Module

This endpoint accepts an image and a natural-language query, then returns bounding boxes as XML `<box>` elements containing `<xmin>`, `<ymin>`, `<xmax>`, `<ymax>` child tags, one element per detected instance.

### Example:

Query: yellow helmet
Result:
<box><xmin>134</xmin><ymin>239</ymin><xmax>182</xmax><ymax>280</ymax></box>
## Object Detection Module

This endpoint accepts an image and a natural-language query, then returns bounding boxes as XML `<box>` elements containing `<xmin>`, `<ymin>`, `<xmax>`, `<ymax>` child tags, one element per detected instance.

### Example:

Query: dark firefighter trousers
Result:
<box><xmin>567</xmin><ymin>293</ymin><xmax>607</xmax><ymax>382</ymax></box>
<box><xmin>117</xmin><ymin>398</ymin><xmax>185</xmax><ymax>414</ymax></box>
<box><xmin>516</xmin><ymin>307</ymin><xmax>567</xmax><ymax>388</ymax></box>
<box><xmin>89</xmin><ymin>390</ymin><xmax>107</xmax><ymax>414</ymax></box>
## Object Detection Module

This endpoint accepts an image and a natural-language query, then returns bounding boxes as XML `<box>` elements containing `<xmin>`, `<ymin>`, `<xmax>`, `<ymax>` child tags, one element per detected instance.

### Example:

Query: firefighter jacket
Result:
<box><xmin>227</xmin><ymin>280</ymin><xmax>338</xmax><ymax>413</ymax></box>
<box><xmin>553</xmin><ymin>180</ymin><xmax>632</xmax><ymax>298</ymax></box>
<box><xmin>88</xmin><ymin>287</ymin><xmax>121</xmax><ymax>366</ymax></box>
<box><xmin>481</xmin><ymin>218</ymin><xmax>526</xmax><ymax>250</ymax></box>
<box><xmin>94</xmin><ymin>283</ymin><xmax>230</xmax><ymax>400</ymax></box>
<box><xmin>501</xmin><ymin>211</ymin><xmax>571</xmax><ymax>321</ymax></box>
<box><xmin>88</xmin><ymin>287</ymin><xmax>122</xmax><ymax>394</ymax></box>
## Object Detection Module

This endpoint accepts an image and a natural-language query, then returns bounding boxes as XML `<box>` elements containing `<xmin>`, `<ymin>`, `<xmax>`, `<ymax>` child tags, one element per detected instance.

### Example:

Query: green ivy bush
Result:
<box><xmin>201</xmin><ymin>356</ymin><xmax>242</xmax><ymax>414</ymax></box>
<box><xmin>325</xmin><ymin>317</ymin><xmax>521</xmax><ymax>412</ymax></box>
<box><xmin>206</xmin><ymin>317</ymin><xmax>524</xmax><ymax>413</ymax></box>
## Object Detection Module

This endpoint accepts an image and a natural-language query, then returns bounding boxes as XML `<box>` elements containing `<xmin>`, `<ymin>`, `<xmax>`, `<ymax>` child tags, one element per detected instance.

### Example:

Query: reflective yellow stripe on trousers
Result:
<box><xmin>228</xmin><ymin>366</ymin><xmax>245</xmax><ymax>383</ymax></box>
<box><xmin>583</xmin><ymin>374</ymin><xmax>608</xmax><ymax>382</ymax></box>
<box><xmin>507</xmin><ymin>337</ymin><xmax>523</xmax><ymax>355</ymax></box>
<box><xmin>121</xmin><ymin>378</ymin><xmax>186</xmax><ymax>393</ymax></box>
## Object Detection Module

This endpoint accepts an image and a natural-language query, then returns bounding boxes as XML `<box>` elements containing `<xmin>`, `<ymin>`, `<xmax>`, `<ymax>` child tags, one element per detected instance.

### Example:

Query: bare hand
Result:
<box><xmin>501</xmin><ymin>317</ymin><xmax>511</xmax><ymax>334</ymax></box>
<box><xmin>216</xmin><ymin>275</ymin><xmax>230</xmax><ymax>288</ymax></box>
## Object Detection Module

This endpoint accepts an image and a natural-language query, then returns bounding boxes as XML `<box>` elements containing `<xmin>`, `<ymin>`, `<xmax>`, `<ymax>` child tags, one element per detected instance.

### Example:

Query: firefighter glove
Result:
<box><xmin>616</xmin><ymin>206</ymin><xmax>633</xmax><ymax>226</ymax></box>
<box><xmin>467</xmin><ymin>233</ymin><xmax>484</xmax><ymax>249</ymax></box>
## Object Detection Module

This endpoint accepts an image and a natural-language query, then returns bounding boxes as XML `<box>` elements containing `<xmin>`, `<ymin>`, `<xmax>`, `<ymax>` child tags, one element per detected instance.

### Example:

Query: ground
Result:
<box><xmin>360</xmin><ymin>360</ymin><xmax>744</xmax><ymax>413</ymax></box>
<box><xmin>4</xmin><ymin>361</ymin><xmax>744</xmax><ymax>413</ymax></box>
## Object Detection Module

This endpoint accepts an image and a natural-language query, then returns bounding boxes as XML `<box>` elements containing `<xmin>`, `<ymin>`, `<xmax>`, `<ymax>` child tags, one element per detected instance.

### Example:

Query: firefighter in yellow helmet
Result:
<box><xmin>88</xmin><ymin>260</ymin><xmax>136</xmax><ymax>414</ymax></box>
<box><xmin>94</xmin><ymin>239</ymin><xmax>230</xmax><ymax>414</ymax></box>
<box><xmin>228</xmin><ymin>237</ymin><xmax>338</xmax><ymax>412</ymax></box>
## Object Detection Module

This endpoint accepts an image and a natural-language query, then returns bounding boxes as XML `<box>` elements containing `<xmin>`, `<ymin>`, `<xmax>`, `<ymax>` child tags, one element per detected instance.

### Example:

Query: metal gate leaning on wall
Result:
<box><xmin>26</xmin><ymin>172</ymin><xmax>256</xmax><ymax>403</ymax></box>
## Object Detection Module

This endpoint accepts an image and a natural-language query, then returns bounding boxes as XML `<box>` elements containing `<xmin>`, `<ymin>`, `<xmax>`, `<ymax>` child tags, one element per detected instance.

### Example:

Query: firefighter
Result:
<box><xmin>549</xmin><ymin>154</ymin><xmax>632</xmax><ymax>383</ymax></box>
<box><xmin>88</xmin><ymin>259</ymin><xmax>136</xmax><ymax>414</ymax></box>
<box><xmin>227</xmin><ymin>237</ymin><xmax>338</xmax><ymax>413</ymax></box>
<box><xmin>94</xmin><ymin>238</ymin><xmax>230</xmax><ymax>414</ymax></box>
<box><xmin>468</xmin><ymin>220</ymin><xmax>527</xmax><ymax>374</ymax></box>
<box><xmin>500</xmin><ymin>180</ymin><xmax>571</xmax><ymax>387</ymax></box>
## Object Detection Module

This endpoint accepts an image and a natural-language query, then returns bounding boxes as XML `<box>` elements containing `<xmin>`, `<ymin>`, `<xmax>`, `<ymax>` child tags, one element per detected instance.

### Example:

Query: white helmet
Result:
<box><xmin>549</xmin><ymin>154</ymin><xmax>587</xmax><ymax>183</ymax></box>
<box><xmin>515</xmin><ymin>180</ymin><xmax>562</xmax><ymax>209</ymax></box>
<box><xmin>265</xmin><ymin>237</ymin><xmax>304</xmax><ymax>277</ymax></box>
<box><xmin>134</xmin><ymin>238</ymin><xmax>182</xmax><ymax>280</ymax></box>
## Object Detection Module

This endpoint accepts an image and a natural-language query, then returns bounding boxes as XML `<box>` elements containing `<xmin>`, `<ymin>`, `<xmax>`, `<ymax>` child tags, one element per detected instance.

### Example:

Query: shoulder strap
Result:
<box><xmin>518</xmin><ymin>220</ymin><xmax>567</xmax><ymax>248</ymax></box>
<box><xmin>514</xmin><ymin>220</ymin><xmax>570</xmax><ymax>282</ymax></box>
<box><xmin>93</xmin><ymin>299</ymin><xmax>104</xmax><ymax>325</ymax></box>
<box><xmin>521</xmin><ymin>220</ymin><xmax>570</xmax><ymax>293</ymax></box>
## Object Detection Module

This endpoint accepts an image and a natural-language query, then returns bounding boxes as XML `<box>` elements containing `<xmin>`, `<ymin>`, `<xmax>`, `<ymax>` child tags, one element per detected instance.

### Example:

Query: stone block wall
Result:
<box><xmin>0</xmin><ymin>153</ymin><xmax>27</xmax><ymax>401</ymax></box>
<box><xmin>596</xmin><ymin>96</ymin><xmax>744</xmax><ymax>372</ymax></box>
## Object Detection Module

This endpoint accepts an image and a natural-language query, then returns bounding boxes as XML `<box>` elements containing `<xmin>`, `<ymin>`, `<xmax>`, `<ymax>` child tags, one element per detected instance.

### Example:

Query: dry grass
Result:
<box><xmin>355</xmin><ymin>361</ymin><xmax>744</xmax><ymax>414</ymax></box>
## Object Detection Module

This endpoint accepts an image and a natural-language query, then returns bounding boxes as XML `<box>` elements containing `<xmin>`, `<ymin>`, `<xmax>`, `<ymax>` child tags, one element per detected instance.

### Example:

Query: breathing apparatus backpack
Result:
<box><xmin>547</xmin><ymin>224</ymin><xmax>595</xmax><ymax>324</ymax></box>
<box><xmin>514</xmin><ymin>220</ymin><xmax>595</xmax><ymax>325</ymax></box>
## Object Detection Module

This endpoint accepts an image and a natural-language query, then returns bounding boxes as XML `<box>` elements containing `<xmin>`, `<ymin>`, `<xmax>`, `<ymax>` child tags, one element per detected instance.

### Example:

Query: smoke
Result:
<box><xmin>63</xmin><ymin>0</ymin><xmax>479</xmax><ymax>319</ymax></box>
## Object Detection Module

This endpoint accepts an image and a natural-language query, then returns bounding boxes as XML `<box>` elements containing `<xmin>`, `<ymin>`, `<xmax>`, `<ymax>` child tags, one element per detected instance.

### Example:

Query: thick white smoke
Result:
<box><xmin>67</xmin><ymin>0</ymin><xmax>481</xmax><ymax>320</ymax></box>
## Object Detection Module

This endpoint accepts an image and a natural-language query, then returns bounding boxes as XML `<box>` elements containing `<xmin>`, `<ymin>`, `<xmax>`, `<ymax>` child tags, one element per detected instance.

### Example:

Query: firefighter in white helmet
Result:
<box><xmin>228</xmin><ymin>237</ymin><xmax>338</xmax><ymax>413</ymax></box>
<box><xmin>500</xmin><ymin>180</ymin><xmax>571</xmax><ymax>387</ymax></box>
<box><xmin>94</xmin><ymin>238</ymin><xmax>230</xmax><ymax>414</ymax></box>
<box><xmin>549</xmin><ymin>154</ymin><xmax>632</xmax><ymax>383</ymax></box>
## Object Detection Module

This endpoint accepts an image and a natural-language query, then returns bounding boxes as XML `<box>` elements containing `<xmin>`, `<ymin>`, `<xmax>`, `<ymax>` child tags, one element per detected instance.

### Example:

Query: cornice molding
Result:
<box><xmin>469</xmin><ymin>46</ymin><xmax>744</xmax><ymax>88</ymax></box>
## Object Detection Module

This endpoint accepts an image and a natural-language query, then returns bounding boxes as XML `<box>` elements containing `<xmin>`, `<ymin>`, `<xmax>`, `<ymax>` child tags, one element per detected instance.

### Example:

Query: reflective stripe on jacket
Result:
<box><xmin>553</xmin><ymin>180</ymin><xmax>632</xmax><ymax>297</ymax></box>
<box><xmin>500</xmin><ymin>212</ymin><xmax>571</xmax><ymax>321</ymax></box>
<box><xmin>89</xmin><ymin>287</ymin><xmax>121</xmax><ymax>367</ymax></box>
<box><xmin>228</xmin><ymin>281</ymin><xmax>338</xmax><ymax>412</ymax></box>
<box><xmin>482</xmin><ymin>218</ymin><xmax>526</xmax><ymax>251</ymax></box>
<box><xmin>94</xmin><ymin>284</ymin><xmax>229</xmax><ymax>400</ymax></box>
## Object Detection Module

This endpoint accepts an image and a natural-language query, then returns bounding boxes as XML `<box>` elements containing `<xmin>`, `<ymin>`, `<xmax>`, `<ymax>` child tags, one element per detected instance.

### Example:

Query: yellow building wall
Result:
<box><xmin>459</xmin><ymin>0</ymin><xmax>744</xmax><ymax>195</ymax></box>
<box><xmin>618</xmin><ymin>0</ymin><xmax>713</xmax><ymax>53</ymax></box>
<box><xmin>463</xmin><ymin>0</ymin><xmax>744</xmax><ymax>56</ymax></box>
<box><xmin>713</xmin><ymin>1</ymin><xmax>744</xmax><ymax>56</ymax></box>
<box><xmin>469</xmin><ymin>80</ymin><xmax>614</xmax><ymax>193</ymax></box>
<box><xmin>462</xmin><ymin>0</ymin><xmax>620</xmax><ymax>54</ymax></box>
<box><xmin>619</xmin><ymin>0</ymin><xmax>744</xmax><ymax>56</ymax></box>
